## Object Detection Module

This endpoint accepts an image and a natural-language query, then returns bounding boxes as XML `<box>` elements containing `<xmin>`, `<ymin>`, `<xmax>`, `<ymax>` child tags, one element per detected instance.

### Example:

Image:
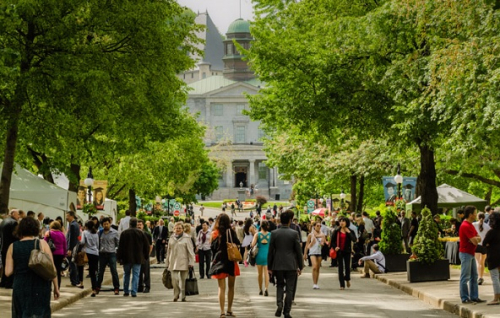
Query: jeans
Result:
<box><xmin>275</xmin><ymin>270</ymin><xmax>298</xmax><ymax>316</ymax></box>
<box><xmin>69</xmin><ymin>259</ymin><xmax>80</xmax><ymax>285</ymax></box>
<box><xmin>337</xmin><ymin>250</ymin><xmax>351</xmax><ymax>288</ymax></box>
<box><xmin>98</xmin><ymin>253</ymin><xmax>120</xmax><ymax>290</ymax></box>
<box><xmin>490</xmin><ymin>267</ymin><xmax>500</xmax><ymax>295</ymax></box>
<box><xmin>459</xmin><ymin>252</ymin><xmax>479</xmax><ymax>301</ymax></box>
<box><xmin>198</xmin><ymin>249</ymin><xmax>212</xmax><ymax>278</ymax></box>
<box><xmin>123</xmin><ymin>263</ymin><xmax>141</xmax><ymax>296</ymax></box>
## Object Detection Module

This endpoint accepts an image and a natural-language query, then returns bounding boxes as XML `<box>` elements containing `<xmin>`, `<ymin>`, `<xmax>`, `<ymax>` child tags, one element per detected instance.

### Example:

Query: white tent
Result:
<box><xmin>406</xmin><ymin>184</ymin><xmax>488</xmax><ymax>211</ymax></box>
<box><xmin>2</xmin><ymin>163</ymin><xmax>77</xmax><ymax>220</ymax></box>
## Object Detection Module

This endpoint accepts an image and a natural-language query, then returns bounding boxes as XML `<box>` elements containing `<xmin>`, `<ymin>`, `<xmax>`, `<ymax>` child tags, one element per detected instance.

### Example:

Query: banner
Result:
<box><xmin>382</xmin><ymin>177</ymin><xmax>417</xmax><ymax>206</ymax></box>
<box><xmin>78</xmin><ymin>180</ymin><xmax>108</xmax><ymax>210</ymax></box>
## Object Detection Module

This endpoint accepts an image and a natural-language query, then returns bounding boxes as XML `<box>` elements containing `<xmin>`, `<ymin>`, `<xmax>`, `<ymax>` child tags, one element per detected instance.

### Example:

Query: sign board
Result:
<box><xmin>307</xmin><ymin>199</ymin><xmax>315</xmax><ymax>213</ymax></box>
<box><xmin>174</xmin><ymin>210</ymin><xmax>180</xmax><ymax>216</ymax></box>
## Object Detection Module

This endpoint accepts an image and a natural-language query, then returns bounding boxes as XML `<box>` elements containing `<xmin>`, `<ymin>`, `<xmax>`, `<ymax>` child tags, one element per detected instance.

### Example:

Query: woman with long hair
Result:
<box><xmin>44</xmin><ymin>221</ymin><xmax>67</xmax><ymax>288</ymax></box>
<box><xmin>81</xmin><ymin>220</ymin><xmax>100</xmax><ymax>297</ymax></box>
<box><xmin>241</xmin><ymin>218</ymin><xmax>256</xmax><ymax>267</ymax></box>
<box><xmin>210</xmin><ymin>214</ymin><xmax>241</xmax><ymax>318</ymax></box>
<box><xmin>473</xmin><ymin>212</ymin><xmax>491</xmax><ymax>285</ymax></box>
<box><xmin>304</xmin><ymin>221</ymin><xmax>326</xmax><ymax>289</ymax></box>
<box><xmin>483</xmin><ymin>211</ymin><xmax>500</xmax><ymax>305</ymax></box>
<box><xmin>5</xmin><ymin>217</ymin><xmax>60</xmax><ymax>317</ymax></box>
<box><xmin>331</xmin><ymin>216</ymin><xmax>357</xmax><ymax>290</ymax></box>
<box><xmin>250</xmin><ymin>219</ymin><xmax>271</xmax><ymax>296</ymax></box>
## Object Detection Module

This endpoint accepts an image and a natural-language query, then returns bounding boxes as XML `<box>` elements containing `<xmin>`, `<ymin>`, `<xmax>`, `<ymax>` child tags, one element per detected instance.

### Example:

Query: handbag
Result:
<box><xmin>226</xmin><ymin>229</ymin><xmax>242</xmax><ymax>262</ymax></box>
<box><xmin>47</xmin><ymin>232</ymin><xmax>56</xmax><ymax>252</ymax></box>
<box><xmin>329</xmin><ymin>231</ymin><xmax>340</xmax><ymax>260</ymax></box>
<box><xmin>74</xmin><ymin>240</ymin><xmax>88</xmax><ymax>266</ymax></box>
<box><xmin>162</xmin><ymin>268</ymin><xmax>173</xmax><ymax>289</ymax></box>
<box><xmin>28</xmin><ymin>239</ymin><xmax>57</xmax><ymax>281</ymax></box>
<box><xmin>185</xmin><ymin>267</ymin><xmax>199</xmax><ymax>296</ymax></box>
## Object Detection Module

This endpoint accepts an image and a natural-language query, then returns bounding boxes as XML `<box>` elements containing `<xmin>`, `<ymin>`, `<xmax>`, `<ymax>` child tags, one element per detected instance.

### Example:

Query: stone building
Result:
<box><xmin>181</xmin><ymin>14</ymin><xmax>293</xmax><ymax>201</ymax></box>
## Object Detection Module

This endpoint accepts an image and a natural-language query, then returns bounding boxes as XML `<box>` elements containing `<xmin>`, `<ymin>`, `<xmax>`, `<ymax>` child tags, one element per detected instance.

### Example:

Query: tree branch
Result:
<box><xmin>444</xmin><ymin>169</ymin><xmax>500</xmax><ymax>188</ymax></box>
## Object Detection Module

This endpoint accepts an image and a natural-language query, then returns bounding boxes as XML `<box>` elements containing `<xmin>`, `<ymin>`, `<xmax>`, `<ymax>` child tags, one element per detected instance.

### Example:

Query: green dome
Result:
<box><xmin>227</xmin><ymin>18</ymin><xmax>250</xmax><ymax>34</ymax></box>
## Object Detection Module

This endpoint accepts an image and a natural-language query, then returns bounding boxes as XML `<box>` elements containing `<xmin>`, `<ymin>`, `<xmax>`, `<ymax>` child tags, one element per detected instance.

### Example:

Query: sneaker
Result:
<box><xmin>131</xmin><ymin>294</ymin><xmax>137</xmax><ymax>298</ymax></box>
<box><xmin>462</xmin><ymin>299</ymin><xmax>474</xmax><ymax>304</ymax></box>
<box><xmin>123</xmin><ymin>293</ymin><xmax>129</xmax><ymax>297</ymax></box>
<box><xmin>313</xmin><ymin>285</ymin><xmax>319</xmax><ymax>289</ymax></box>
<box><xmin>478</xmin><ymin>278</ymin><xmax>484</xmax><ymax>285</ymax></box>
<box><xmin>244</xmin><ymin>261</ymin><xmax>249</xmax><ymax>267</ymax></box>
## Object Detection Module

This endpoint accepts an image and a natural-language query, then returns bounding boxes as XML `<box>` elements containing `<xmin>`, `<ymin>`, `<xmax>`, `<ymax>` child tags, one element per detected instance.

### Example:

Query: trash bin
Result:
<box><xmin>275</xmin><ymin>194</ymin><xmax>280</xmax><ymax>200</ymax></box>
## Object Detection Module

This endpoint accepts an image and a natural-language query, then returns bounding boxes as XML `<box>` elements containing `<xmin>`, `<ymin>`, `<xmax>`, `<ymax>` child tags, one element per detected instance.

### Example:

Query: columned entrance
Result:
<box><xmin>234</xmin><ymin>166</ymin><xmax>247</xmax><ymax>188</ymax></box>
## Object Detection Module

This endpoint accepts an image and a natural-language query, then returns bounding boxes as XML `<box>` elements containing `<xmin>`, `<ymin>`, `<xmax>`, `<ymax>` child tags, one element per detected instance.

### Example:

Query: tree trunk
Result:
<box><xmin>0</xmin><ymin>120</ymin><xmax>20</xmax><ymax>215</ymax></box>
<box><xmin>357</xmin><ymin>175</ymin><xmax>365</xmax><ymax>212</ymax></box>
<box><xmin>68</xmin><ymin>163</ymin><xmax>81</xmax><ymax>192</ymax></box>
<box><xmin>349</xmin><ymin>175</ymin><xmax>357</xmax><ymax>212</ymax></box>
<box><xmin>417</xmin><ymin>144</ymin><xmax>438</xmax><ymax>215</ymax></box>
<box><xmin>485</xmin><ymin>186</ymin><xmax>493</xmax><ymax>204</ymax></box>
<box><xmin>129</xmin><ymin>188</ymin><xmax>137</xmax><ymax>217</ymax></box>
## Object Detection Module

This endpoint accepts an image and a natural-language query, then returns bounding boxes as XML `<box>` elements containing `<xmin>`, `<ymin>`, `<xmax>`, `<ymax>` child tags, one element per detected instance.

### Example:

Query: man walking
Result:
<box><xmin>97</xmin><ymin>217</ymin><xmax>120</xmax><ymax>295</ymax></box>
<box><xmin>117</xmin><ymin>217</ymin><xmax>150</xmax><ymax>297</ymax></box>
<box><xmin>153</xmin><ymin>219</ymin><xmax>168</xmax><ymax>264</ymax></box>
<box><xmin>268</xmin><ymin>210</ymin><xmax>304</xmax><ymax>318</ymax></box>
<box><xmin>118</xmin><ymin>210</ymin><xmax>131</xmax><ymax>233</ymax></box>
<box><xmin>400</xmin><ymin>211</ymin><xmax>411</xmax><ymax>253</ymax></box>
<box><xmin>65</xmin><ymin>211</ymin><xmax>81</xmax><ymax>287</ymax></box>
<box><xmin>138</xmin><ymin>219</ymin><xmax>152</xmax><ymax>293</ymax></box>
<box><xmin>0</xmin><ymin>209</ymin><xmax>19</xmax><ymax>288</ymax></box>
<box><xmin>459</xmin><ymin>206</ymin><xmax>485</xmax><ymax>304</ymax></box>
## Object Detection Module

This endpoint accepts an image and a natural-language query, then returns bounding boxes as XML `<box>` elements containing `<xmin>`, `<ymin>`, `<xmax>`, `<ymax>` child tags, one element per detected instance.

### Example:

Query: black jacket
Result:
<box><xmin>483</xmin><ymin>228</ymin><xmax>500</xmax><ymax>270</ymax></box>
<box><xmin>153</xmin><ymin>226</ymin><xmax>168</xmax><ymax>241</ymax></box>
<box><xmin>117</xmin><ymin>228</ymin><xmax>150</xmax><ymax>264</ymax></box>
<box><xmin>268</xmin><ymin>226</ymin><xmax>304</xmax><ymax>271</ymax></box>
<box><xmin>330</xmin><ymin>228</ymin><xmax>357</xmax><ymax>254</ymax></box>
<box><xmin>0</xmin><ymin>217</ymin><xmax>18</xmax><ymax>254</ymax></box>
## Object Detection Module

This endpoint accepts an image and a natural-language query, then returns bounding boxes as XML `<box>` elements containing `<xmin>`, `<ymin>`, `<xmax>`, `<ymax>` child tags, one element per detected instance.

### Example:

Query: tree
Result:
<box><xmin>0</xmin><ymin>0</ymin><xmax>201</xmax><ymax>213</ymax></box>
<box><xmin>248</xmin><ymin>0</ymin><xmax>500</xmax><ymax>214</ymax></box>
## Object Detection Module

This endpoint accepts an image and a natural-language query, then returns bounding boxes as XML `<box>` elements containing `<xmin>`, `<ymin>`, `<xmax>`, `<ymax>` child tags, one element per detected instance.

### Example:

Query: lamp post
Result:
<box><xmin>340</xmin><ymin>188</ymin><xmax>346</xmax><ymax>209</ymax></box>
<box><xmin>83</xmin><ymin>167</ymin><xmax>94</xmax><ymax>204</ymax></box>
<box><xmin>330</xmin><ymin>193</ymin><xmax>333</xmax><ymax>212</ymax></box>
<box><xmin>394</xmin><ymin>163</ymin><xmax>403</xmax><ymax>200</ymax></box>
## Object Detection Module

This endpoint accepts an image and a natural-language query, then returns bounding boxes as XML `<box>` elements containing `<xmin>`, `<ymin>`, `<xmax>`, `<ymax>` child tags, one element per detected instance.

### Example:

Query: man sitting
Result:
<box><xmin>358</xmin><ymin>244</ymin><xmax>386</xmax><ymax>278</ymax></box>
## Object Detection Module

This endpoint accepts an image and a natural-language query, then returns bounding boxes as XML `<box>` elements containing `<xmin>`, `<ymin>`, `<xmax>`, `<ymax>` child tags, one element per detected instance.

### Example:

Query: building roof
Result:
<box><xmin>188</xmin><ymin>75</ymin><xmax>262</xmax><ymax>95</ymax></box>
<box><xmin>192</xmin><ymin>12</ymin><xmax>224</xmax><ymax>70</ymax></box>
<box><xmin>227</xmin><ymin>18</ymin><xmax>250</xmax><ymax>34</ymax></box>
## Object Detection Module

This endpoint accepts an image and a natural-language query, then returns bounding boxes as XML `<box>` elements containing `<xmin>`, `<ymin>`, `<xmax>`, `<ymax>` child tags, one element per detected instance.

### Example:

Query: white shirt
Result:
<box><xmin>360</xmin><ymin>251</ymin><xmax>386</xmax><ymax>272</ymax></box>
<box><xmin>118</xmin><ymin>216</ymin><xmax>130</xmax><ymax>233</ymax></box>
<box><xmin>363</xmin><ymin>217</ymin><xmax>375</xmax><ymax>234</ymax></box>
<box><xmin>349</xmin><ymin>223</ymin><xmax>359</xmax><ymax>239</ymax></box>
<box><xmin>473</xmin><ymin>221</ymin><xmax>491</xmax><ymax>246</ymax></box>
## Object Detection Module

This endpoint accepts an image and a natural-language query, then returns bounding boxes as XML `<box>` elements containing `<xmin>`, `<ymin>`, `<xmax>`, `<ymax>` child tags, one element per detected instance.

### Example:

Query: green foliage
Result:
<box><xmin>256</xmin><ymin>196</ymin><xmax>267</xmax><ymax>205</ymax></box>
<box><xmin>379</xmin><ymin>209</ymin><xmax>403</xmax><ymax>255</ymax></box>
<box><xmin>411</xmin><ymin>207</ymin><xmax>444</xmax><ymax>264</ymax></box>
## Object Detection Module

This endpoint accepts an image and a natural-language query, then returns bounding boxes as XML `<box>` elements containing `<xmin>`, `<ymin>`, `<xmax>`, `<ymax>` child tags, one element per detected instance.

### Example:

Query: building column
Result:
<box><xmin>226</xmin><ymin>161</ymin><xmax>233</xmax><ymax>188</ymax></box>
<box><xmin>249</xmin><ymin>159</ymin><xmax>255</xmax><ymax>186</ymax></box>
<box><xmin>205</xmin><ymin>102</ymin><xmax>211</xmax><ymax>125</ymax></box>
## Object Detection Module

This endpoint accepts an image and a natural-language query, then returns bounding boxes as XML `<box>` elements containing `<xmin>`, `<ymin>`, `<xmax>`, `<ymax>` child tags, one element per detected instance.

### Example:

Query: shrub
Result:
<box><xmin>411</xmin><ymin>207</ymin><xmax>444</xmax><ymax>264</ymax></box>
<box><xmin>256</xmin><ymin>196</ymin><xmax>267</xmax><ymax>205</ymax></box>
<box><xmin>379</xmin><ymin>208</ymin><xmax>403</xmax><ymax>255</ymax></box>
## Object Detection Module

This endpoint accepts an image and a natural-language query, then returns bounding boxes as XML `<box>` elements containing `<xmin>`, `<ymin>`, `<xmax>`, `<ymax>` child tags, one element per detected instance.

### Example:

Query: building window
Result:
<box><xmin>258</xmin><ymin>129</ymin><xmax>266</xmax><ymax>141</ymax></box>
<box><xmin>258</xmin><ymin>163</ymin><xmax>267</xmax><ymax>180</ymax></box>
<box><xmin>235</xmin><ymin>126</ymin><xmax>245</xmax><ymax>143</ymax></box>
<box><xmin>191</xmin><ymin>73</ymin><xmax>194</xmax><ymax>78</ymax></box>
<box><xmin>236</xmin><ymin>104</ymin><xmax>245</xmax><ymax>115</ymax></box>
<box><xmin>202</xmin><ymin>72</ymin><xmax>206</xmax><ymax>79</ymax></box>
<box><xmin>215</xmin><ymin>126</ymin><xmax>223</xmax><ymax>141</ymax></box>
<box><xmin>213</xmin><ymin>104</ymin><xmax>223</xmax><ymax>116</ymax></box>
<box><xmin>227</xmin><ymin>43</ymin><xmax>233</xmax><ymax>55</ymax></box>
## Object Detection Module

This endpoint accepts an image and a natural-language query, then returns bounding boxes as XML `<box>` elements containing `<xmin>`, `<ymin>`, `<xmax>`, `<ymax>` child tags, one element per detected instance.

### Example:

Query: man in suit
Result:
<box><xmin>268</xmin><ymin>210</ymin><xmax>304</xmax><ymax>318</ymax></box>
<box><xmin>0</xmin><ymin>209</ymin><xmax>19</xmax><ymax>288</ymax></box>
<box><xmin>153</xmin><ymin>219</ymin><xmax>168</xmax><ymax>263</ymax></box>
<box><xmin>400</xmin><ymin>211</ymin><xmax>411</xmax><ymax>253</ymax></box>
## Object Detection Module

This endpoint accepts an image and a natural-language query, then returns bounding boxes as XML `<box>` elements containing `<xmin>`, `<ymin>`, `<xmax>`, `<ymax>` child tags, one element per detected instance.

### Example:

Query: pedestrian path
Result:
<box><xmin>52</xmin><ymin>260</ymin><xmax>456</xmax><ymax>318</ymax></box>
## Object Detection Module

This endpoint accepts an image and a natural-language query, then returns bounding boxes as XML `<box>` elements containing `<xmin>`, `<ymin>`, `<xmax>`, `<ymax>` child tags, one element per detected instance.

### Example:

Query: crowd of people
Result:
<box><xmin>1</xmin><ymin>203</ymin><xmax>500</xmax><ymax>317</ymax></box>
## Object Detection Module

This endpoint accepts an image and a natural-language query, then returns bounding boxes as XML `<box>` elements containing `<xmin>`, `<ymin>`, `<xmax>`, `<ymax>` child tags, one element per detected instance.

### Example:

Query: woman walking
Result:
<box><xmin>473</xmin><ymin>212</ymin><xmax>491</xmax><ymax>285</ymax></box>
<box><xmin>241</xmin><ymin>218</ymin><xmax>256</xmax><ymax>267</ymax></box>
<box><xmin>250</xmin><ymin>220</ymin><xmax>271</xmax><ymax>296</ymax></box>
<box><xmin>210</xmin><ymin>214</ymin><xmax>241</xmax><ymax>318</ymax></box>
<box><xmin>483</xmin><ymin>211</ymin><xmax>500</xmax><ymax>305</ymax></box>
<box><xmin>331</xmin><ymin>216</ymin><xmax>357</xmax><ymax>290</ymax></box>
<box><xmin>81</xmin><ymin>220</ymin><xmax>100</xmax><ymax>297</ymax></box>
<box><xmin>44</xmin><ymin>221</ymin><xmax>67</xmax><ymax>289</ymax></box>
<box><xmin>5</xmin><ymin>217</ymin><xmax>60</xmax><ymax>317</ymax></box>
<box><xmin>304</xmin><ymin>221</ymin><xmax>326</xmax><ymax>289</ymax></box>
<box><xmin>166</xmin><ymin>222</ymin><xmax>195</xmax><ymax>302</ymax></box>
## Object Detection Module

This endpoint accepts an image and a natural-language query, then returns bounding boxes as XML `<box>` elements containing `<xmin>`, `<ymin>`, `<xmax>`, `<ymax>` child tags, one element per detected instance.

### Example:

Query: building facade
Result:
<box><xmin>181</xmin><ymin>15</ymin><xmax>293</xmax><ymax>201</ymax></box>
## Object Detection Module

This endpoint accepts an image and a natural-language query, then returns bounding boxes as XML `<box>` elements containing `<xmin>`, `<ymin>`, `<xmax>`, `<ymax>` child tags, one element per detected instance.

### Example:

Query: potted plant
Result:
<box><xmin>407</xmin><ymin>207</ymin><xmax>450</xmax><ymax>282</ymax></box>
<box><xmin>379</xmin><ymin>208</ymin><xmax>409</xmax><ymax>272</ymax></box>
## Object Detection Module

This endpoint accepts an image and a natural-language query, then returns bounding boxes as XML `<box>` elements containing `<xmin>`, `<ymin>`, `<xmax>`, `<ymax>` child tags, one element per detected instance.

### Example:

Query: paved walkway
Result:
<box><xmin>51</xmin><ymin>260</ymin><xmax>457</xmax><ymax>318</ymax></box>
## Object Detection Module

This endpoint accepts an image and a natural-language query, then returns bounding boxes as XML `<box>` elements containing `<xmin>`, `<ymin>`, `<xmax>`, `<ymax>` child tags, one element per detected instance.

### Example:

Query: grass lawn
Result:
<box><xmin>199</xmin><ymin>201</ymin><xmax>290</xmax><ymax>209</ymax></box>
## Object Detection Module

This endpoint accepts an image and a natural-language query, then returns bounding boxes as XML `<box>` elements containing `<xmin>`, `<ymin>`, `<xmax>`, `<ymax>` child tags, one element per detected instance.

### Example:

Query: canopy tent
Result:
<box><xmin>406</xmin><ymin>184</ymin><xmax>488</xmax><ymax>212</ymax></box>
<box><xmin>1</xmin><ymin>163</ymin><xmax>76</xmax><ymax>220</ymax></box>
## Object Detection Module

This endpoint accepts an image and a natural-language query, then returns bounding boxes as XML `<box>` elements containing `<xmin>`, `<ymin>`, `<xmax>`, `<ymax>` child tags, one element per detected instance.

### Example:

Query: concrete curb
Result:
<box><xmin>359</xmin><ymin>268</ymin><xmax>495</xmax><ymax>318</ymax></box>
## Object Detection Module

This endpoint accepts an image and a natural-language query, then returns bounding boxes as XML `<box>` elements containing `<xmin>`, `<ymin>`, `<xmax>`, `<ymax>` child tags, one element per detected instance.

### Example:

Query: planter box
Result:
<box><xmin>385</xmin><ymin>254</ymin><xmax>410</xmax><ymax>272</ymax></box>
<box><xmin>407</xmin><ymin>259</ymin><xmax>450</xmax><ymax>283</ymax></box>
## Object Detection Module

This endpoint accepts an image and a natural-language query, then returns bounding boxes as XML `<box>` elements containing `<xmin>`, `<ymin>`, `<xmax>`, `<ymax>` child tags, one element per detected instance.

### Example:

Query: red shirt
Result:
<box><xmin>459</xmin><ymin>220</ymin><xmax>478</xmax><ymax>255</ymax></box>
<box><xmin>339</xmin><ymin>232</ymin><xmax>347</xmax><ymax>251</ymax></box>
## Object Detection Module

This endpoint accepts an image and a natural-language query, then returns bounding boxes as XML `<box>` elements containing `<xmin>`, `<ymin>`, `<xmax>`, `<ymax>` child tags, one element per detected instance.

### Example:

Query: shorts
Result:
<box><xmin>475</xmin><ymin>245</ymin><xmax>487</xmax><ymax>255</ymax></box>
<box><xmin>309</xmin><ymin>254</ymin><xmax>321</xmax><ymax>257</ymax></box>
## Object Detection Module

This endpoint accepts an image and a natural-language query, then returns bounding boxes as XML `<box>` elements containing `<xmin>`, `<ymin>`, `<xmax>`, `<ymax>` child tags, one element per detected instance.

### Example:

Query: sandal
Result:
<box><xmin>487</xmin><ymin>301</ymin><xmax>500</xmax><ymax>306</ymax></box>
<box><xmin>220</xmin><ymin>314</ymin><xmax>226</xmax><ymax>318</ymax></box>
<box><xmin>226</xmin><ymin>312</ymin><xmax>236</xmax><ymax>317</ymax></box>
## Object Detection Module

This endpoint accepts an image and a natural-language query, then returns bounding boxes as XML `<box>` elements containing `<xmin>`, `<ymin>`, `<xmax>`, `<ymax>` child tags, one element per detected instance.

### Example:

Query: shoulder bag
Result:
<box><xmin>47</xmin><ymin>231</ymin><xmax>57</xmax><ymax>252</ymax></box>
<box><xmin>329</xmin><ymin>231</ymin><xmax>340</xmax><ymax>260</ymax></box>
<box><xmin>185</xmin><ymin>267</ymin><xmax>199</xmax><ymax>296</ymax></box>
<box><xmin>28</xmin><ymin>239</ymin><xmax>57</xmax><ymax>281</ymax></box>
<box><xmin>226</xmin><ymin>229</ymin><xmax>242</xmax><ymax>262</ymax></box>
<box><xmin>162</xmin><ymin>268</ymin><xmax>173</xmax><ymax>289</ymax></box>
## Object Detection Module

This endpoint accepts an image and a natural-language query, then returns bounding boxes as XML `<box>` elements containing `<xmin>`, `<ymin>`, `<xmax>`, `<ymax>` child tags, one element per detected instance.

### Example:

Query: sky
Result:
<box><xmin>177</xmin><ymin>0</ymin><xmax>254</xmax><ymax>34</ymax></box>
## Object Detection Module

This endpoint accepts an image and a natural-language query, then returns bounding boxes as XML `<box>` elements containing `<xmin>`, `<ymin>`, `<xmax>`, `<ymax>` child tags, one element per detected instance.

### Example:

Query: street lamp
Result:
<box><xmin>394</xmin><ymin>163</ymin><xmax>403</xmax><ymax>199</ymax></box>
<box><xmin>83</xmin><ymin>167</ymin><xmax>94</xmax><ymax>204</ymax></box>
<box><xmin>340</xmin><ymin>188</ymin><xmax>346</xmax><ymax>209</ymax></box>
